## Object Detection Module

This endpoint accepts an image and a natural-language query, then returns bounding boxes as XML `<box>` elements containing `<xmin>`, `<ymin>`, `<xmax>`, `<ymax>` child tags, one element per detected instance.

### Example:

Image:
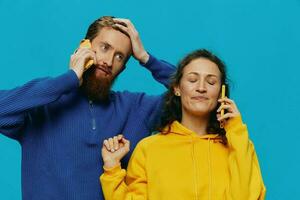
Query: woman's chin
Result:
<box><xmin>186</xmin><ymin>108</ymin><xmax>211</xmax><ymax>118</ymax></box>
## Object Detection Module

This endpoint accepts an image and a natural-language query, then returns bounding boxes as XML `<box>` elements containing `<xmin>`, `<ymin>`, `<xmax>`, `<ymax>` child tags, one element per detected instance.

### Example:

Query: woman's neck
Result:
<box><xmin>181</xmin><ymin>111</ymin><xmax>209</xmax><ymax>136</ymax></box>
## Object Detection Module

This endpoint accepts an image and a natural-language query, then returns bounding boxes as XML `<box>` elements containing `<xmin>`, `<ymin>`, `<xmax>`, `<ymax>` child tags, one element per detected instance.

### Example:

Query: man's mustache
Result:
<box><xmin>93</xmin><ymin>64</ymin><xmax>112</xmax><ymax>76</ymax></box>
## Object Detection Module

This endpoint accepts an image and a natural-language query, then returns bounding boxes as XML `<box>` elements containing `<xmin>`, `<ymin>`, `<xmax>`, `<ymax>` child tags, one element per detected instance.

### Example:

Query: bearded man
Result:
<box><xmin>0</xmin><ymin>16</ymin><xmax>175</xmax><ymax>200</ymax></box>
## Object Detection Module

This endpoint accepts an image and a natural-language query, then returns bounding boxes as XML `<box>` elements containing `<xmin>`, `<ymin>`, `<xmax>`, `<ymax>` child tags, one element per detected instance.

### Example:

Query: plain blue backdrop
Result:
<box><xmin>0</xmin><ymin>0</ymin><xmax>299</xmax><ymax>199</ymax></box>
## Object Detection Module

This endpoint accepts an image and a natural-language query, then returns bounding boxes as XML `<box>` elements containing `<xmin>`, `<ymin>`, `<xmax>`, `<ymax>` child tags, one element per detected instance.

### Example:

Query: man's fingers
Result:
<box><xmin>71</xmin><ymin>49</ymin><xmax>96</xmax><ymax>68</ymax></box>
<box><xmin>113</xmin><ymin>18</ymin><xmax>131</xmax><ymax>27</ymax></box>
<box><xmin>71</xmin><ymin>48</ymin><xmax>94</xmax><ymax>63</ymax></box>
<box><xmin>113</xmin><ymin>18</ymin><xmax>138</xmax><ymax>36</ymax></box>
<box><xmin>75</xmin><ymin>48</ymin><xmax>95</xmax><ymax>57</ymax></box>
<box><xmin>113</xmin><ymin>23</ymin><xmax>130</xmax><ymax>36</ymax></box>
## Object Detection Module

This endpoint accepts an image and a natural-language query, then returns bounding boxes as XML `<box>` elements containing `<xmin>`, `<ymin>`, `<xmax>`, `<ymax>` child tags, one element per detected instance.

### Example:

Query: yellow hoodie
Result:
<box><xmin>100</xmin><ymin>116</ymin><xmax>266</xmax><ymax>200</ymax></box>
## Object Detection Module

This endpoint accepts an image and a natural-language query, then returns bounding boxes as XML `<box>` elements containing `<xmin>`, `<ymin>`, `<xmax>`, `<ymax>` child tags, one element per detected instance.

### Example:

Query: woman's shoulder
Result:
<box><xmin>136</xmin><ymin>132</ymin><xmax>168</xmax><ymax>149</ymax></box>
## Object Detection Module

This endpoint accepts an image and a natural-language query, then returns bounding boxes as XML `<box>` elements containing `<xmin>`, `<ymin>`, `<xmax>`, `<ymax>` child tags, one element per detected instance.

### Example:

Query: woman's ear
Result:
<box><xmin>173</xmin><ymin>86</ymin><xmax>181</xmax><ymax>97</ymax></box>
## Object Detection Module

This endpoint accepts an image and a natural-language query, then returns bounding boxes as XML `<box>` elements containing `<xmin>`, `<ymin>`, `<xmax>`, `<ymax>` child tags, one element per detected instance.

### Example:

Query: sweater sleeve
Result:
<box><xmin>225</xmin><ymin>116</ymin><xmax>266</xmax><ymax>200</ymax></box>
<box><xmin>134</xmin><ymin>93</ymin><xmax>165</xmax><ymax>131</ymax></box>
<box><xmin>100</xmin><ymin>142</ymin><xmax>147</xmax><ymax>200</ymax></box>
<box><xmin>130</xmin><ymin>54</ymin><xmax>175</xmax><ymax>130</ymax></box>
<box><xmin>140</xmin><ymin>53</ymin><xmax>176</xmax><ymax>88</ymax></box>
<box><xmin>0</xmin><ymin>70</ymin><xmax>79</xmax><ymax>139</ymax></box>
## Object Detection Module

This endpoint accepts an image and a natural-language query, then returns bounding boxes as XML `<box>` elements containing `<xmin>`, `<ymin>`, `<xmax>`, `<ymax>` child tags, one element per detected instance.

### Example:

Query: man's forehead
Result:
<box><xmin>93</xmin><ymin>27</ymin><xmax>132</xmax><ymax>54</ymax></box>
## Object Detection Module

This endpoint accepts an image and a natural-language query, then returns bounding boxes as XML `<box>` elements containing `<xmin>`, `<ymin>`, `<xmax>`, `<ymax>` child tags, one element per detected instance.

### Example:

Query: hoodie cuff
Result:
<box><xmin>103</xmin><ymin>164</ymin><xmax>122</xmax><ymax>176</ymax></box>
<box><xmin>224</xmin><ymin>116</ymin><xmax>244</xmax><ymax>132</ymax></box>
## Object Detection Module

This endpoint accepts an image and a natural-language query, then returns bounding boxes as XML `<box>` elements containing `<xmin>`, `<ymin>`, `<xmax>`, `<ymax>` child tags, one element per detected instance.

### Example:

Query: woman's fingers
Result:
<box><xmin>217</xmin><ymin>104</ymin><xmax>232</xmax><ymax>113</ymax></box>
<box><xmin>113</xmin><ymin>136</ymin><xmax>119</xmax><ymax>150</ymax></box>
<box><xmin>218</xmin><ymin>112</ymin><xmax>236</xmax><ymax>122</ymax></box>
<box><xmin>217</xmin><ymin>97</ymin><xmax>240</xmax><ymax>124</ymax></box>
<box><xmin>218</xmin><ymin>97</ymin><xmax>239</xmax><ymax>112</ymax></box>
<box><xmin>218</xmin><ymin>97</ymin><xmax>234</xmax><ymax>104</ymax></box>
<box><xmin>102</xmin><ymin>135</ymin><xmax>127</xmax><ymax>153</ymax></box>
<box><xmin>117</xmin><ymin>134</ymin><xmax>123</xmax><ymax>140</ymax></box>
<box><xmin>121</xmin><ymin>138</ymin><xmax>130</xmax><ymax>152</ymax></box>
<box><xmin>107</xmin><ymin>138</ymin><xmax>114</xmax><ymax>152</ymax></box>
<box><xmin>103</xmin><ymin>139</ymin><xmax>110</xmax><ymax>151</ymax></box>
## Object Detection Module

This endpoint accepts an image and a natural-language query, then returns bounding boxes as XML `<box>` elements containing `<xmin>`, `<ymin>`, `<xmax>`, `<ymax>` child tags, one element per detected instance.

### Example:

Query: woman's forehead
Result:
<box><xmin>183</xmin><ymin>58</ymin><xmax>221</xmax><ymax>77</ymax></box>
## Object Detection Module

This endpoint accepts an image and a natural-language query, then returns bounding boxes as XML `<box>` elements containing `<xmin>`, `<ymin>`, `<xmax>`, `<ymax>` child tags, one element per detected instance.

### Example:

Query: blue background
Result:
<box><xmin>0</xmin><ymin>0</ymin><xmax>299</xmax><ymax>199</ymax></box>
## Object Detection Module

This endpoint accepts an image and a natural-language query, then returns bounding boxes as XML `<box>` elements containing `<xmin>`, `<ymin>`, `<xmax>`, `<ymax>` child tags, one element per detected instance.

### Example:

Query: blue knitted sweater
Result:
<box><xmin>0</xmin><ymin>54</ymin><xmax>175</xmax><ymax>200</ymax></box>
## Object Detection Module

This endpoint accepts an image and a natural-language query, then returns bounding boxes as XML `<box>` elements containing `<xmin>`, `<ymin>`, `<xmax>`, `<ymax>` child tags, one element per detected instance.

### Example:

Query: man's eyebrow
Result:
<box><xmin>99</xmin><ymin>41</ymin><xmax>112</xmax><ymax>48</ymax></box>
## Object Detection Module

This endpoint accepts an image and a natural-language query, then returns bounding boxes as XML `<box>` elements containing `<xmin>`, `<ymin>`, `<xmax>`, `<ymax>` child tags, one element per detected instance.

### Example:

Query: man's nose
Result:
<box><xmin>104</xmin><ymin>53</ymin><xmax>114</xmax><ymax>68</ymax></box>
<box><xmin>97</xmin><ymin>52</ymin><xmax>113</xmax><ymax>68</ymax></box>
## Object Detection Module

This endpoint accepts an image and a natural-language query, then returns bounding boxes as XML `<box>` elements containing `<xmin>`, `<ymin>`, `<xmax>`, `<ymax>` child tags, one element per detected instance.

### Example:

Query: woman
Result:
<box><xmin>100</xmin><ymin>49</ymin><xmax>266</xmax><ymax>200</ymax></box>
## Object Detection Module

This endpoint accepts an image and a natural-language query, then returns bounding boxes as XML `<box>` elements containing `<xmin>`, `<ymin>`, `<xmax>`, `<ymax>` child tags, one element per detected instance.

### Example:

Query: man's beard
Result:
<box><xmin>80</xmin><ymin>66</ymin><xmax>116</xmax><ymax>103</ymax></box>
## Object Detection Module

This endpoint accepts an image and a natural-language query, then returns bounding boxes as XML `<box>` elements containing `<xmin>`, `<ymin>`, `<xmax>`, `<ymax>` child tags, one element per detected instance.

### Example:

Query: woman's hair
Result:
<box><xmin>156</xmin><ymin>49</ymin><xmax>230</xmax><ymax>144</ymax></box>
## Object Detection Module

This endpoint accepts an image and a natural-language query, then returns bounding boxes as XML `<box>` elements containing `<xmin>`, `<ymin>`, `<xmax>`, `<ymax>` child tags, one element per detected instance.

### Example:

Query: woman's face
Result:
<box><xmin>175</xmin><ymin>58</ymin><xmax>222</xmax><ymax>117</ymax></box>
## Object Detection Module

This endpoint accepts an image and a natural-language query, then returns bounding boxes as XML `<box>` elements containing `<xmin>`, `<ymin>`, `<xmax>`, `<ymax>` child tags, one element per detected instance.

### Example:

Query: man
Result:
<box><xmin>0</xmin><ymin>16</ymin><xmax>175</xmax><ymax>200</ymax></box>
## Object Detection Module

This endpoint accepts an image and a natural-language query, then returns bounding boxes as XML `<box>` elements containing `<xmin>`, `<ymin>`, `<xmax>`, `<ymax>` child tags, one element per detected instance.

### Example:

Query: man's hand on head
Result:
<box><xmin>112</xmin><ymin>18</ymin><xmax>150</xmax><ymax>64</ymax></box>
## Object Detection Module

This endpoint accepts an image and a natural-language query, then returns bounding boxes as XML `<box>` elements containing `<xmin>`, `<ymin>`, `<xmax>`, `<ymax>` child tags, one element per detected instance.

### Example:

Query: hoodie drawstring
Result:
<box><xmin>208</xmin><ymin>138</ymin><xmax>212</xmax><ymax>200</ymax></box>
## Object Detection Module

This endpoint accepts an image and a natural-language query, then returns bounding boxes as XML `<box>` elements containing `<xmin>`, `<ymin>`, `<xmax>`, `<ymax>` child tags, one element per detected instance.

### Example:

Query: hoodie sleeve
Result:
<box><xmin>225</xmin><ymin>116</ymin><xmax>266</xmax><ymax>200</ymax></box>
<box><xmin>100</xmin><ymin>141</ymin><xmax>147</xmax><ymax>200</ymax></box>
<box><xmin>0</xmin><ymin>70</ymin><xmax>79</xmax><ymax>139</ymax></box>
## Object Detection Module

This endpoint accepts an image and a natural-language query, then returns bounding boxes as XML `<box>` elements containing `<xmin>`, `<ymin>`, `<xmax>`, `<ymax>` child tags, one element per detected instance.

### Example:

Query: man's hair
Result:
<box><xmin>85</xmin><ymin>16</ymin><xmax>129</xmax><ymax>41</ymax></box>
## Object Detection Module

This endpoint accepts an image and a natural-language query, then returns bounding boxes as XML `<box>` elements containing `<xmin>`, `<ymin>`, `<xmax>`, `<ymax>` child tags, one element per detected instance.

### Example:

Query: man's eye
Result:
<box><xmin>115</xmin><ymin>54</ymin><xmax>124</xmax><ymax>61</ymax></box>
<box><xmin>101</xmin><ymin>45</ymin><xmax>109</xmax><ymax>51</ymax></box>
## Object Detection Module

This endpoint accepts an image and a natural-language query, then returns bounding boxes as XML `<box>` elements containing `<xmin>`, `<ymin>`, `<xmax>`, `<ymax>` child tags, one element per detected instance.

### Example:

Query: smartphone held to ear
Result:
<box><xmin>79</xmin><ymin>39</ymin><xmax>94</xmax><ymax>70</ymax></box>
<box><xmin>220</xmin><ymin>84</ymin><xmax>226</xmax><ymax>128</ymax></box>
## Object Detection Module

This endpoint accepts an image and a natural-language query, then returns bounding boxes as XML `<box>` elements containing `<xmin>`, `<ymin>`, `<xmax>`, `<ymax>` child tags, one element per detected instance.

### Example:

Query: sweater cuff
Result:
<box><xmin>56</xmin><ymin>70</ymin><xmax>80</xmax><ymax>92</ymax></box>
<box><xmin>139</xmin><ymin>52</ymin><xmax>155</xmax><ymax>69</ymax></box>
<box><xmin>103</xmin><ymin>164</ymin><xmax>122</xmax><ymax>176</ymax></box>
